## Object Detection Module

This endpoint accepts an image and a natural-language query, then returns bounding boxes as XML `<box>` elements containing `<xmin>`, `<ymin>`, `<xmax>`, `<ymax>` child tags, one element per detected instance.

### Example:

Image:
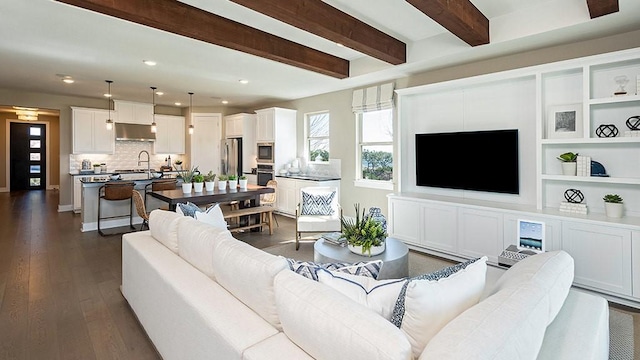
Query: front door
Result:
<box><xmin>10</xmin><ymin>123</ymin><xmax>46</xmax><ymax>191</ymax></box>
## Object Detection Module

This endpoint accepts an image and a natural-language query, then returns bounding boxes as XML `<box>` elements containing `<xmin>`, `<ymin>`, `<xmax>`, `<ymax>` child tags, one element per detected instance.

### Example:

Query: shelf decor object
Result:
<box><xmin>341</xmin><ymin>203</ymin><xmax>387</xmax><ymax>257</ymax></box>
<box><xmin>564</xmin><ymin>188</ymin><xmax>585</xmax><ymax>203</ymax></box>
<box><xmin>626</xmin><ymin>116</ymin><xmax>640</xmax><ymax>130</ymax></box>
<box><xmin>595</xmin><ymin>124</ymin><xmax>619</xmax><ymax>138</ymax></box>
<box><xmin>547</xmin><ymin>104</ymin><xmax>583</xmax><ymax>139</ymax></box>
<box><xmin>557</xmin><ymin>152</ymin><xmax>578</xmax><ymax>176</ymax></box>
<box><xmin>603</xmin><ymin>194</ymin><xmax>624</xmax><ymax>218</ymax></box>
<box><xmin>614</xmin><ymin>75</ymin><xmax>629</xmax><ymax>96</ymax></box>
<box><xmin>560</xmin><ymin>189</ymin><xmax>587</xmax><ymax>214</ymax></box>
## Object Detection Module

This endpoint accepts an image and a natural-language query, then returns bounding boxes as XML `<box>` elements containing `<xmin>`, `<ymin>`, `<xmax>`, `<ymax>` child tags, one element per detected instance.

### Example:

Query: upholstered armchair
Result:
<box><xmin>295</xmin><ymin>186</ymin><xmax>341</xmax><ymax>250</ymax></box>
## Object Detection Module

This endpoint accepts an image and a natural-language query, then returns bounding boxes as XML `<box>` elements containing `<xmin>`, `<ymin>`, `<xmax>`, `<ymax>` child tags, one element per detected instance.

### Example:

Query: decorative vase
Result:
<box><xmin>228</xmin><ymin>180</ymin><xmax>238</xmax><ymax>189</ymax></box>
<box><xmin>218</xmin><ymin>180</ymin><xmax>227</xmax><ymax>190</ymax></box>
<box><xmin>561</xmin><ymin>162</ymin><xmax>577</xmax><ymax>176</ymax></box>
<box><xmin>604</xmin><ymin>202</ymin><xmax>623</xmax><ymax>218</ymax></box>
<box><xmin>205</xmin><ymin>181</ymin><xmax>215</xmax><ymax>192</ymax></box>
<box><xmin>239</xmin><ymin>179</ymin><xmax>248</xmax><ymax>189</ymax></box>
<box><xmin>175</xmin><ymin>164</ymin><xmax>182</xmax><ymax>171</ymax></box>
<box><xmin>368</xmin><ymin>207</ymin><xmax>387</xmax><ymax>232</ymax></box>
<box><xmin>348</xmin><ymin>242</ymin><xmax>386</xmax><ymax>257</ymax></box>
<box><xmin>193</xmin><ymin>182</ymin><xmax>204</xmax><ymax>192</ymax></box>
<box><xmin>181</xmin><ymin>183</ymin><xmax>192</xmax><ymax>194</ymax></box>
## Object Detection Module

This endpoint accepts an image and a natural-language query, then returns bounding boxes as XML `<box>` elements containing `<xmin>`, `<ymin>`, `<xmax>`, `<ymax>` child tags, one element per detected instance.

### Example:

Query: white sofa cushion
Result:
<box><xmin>392</xmin><ymin>256</ymin><xmax>488</xmax><ymax>359</ymax></box>
<box><xmin>177</xmin><ymin>216</ymin><xmax>234</xmax><ymax>279</ymax></box>
<box><xmin>212</xmin><ymin>238</ymin><xmax>289</xmax><ymax>330</ymax></box>
<box><xmin>274</xmin><ymin>270</ymin><xmax>413</xmax><ymax>360</ymax></box>
<box><xmin>149</xmin><ymin>209</ymin><xmax>184</xmax><ymax>253</ymax></box>
<box><xmin>243</xmin><ymin>333</ymin><xmax>314</xmax><ymax>360</ymax></box>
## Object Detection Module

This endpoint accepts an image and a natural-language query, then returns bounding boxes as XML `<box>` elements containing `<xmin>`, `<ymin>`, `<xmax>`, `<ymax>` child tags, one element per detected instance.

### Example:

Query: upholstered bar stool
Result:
<box><xmin>145</xmin><ymin>179</ymin><xmax>177</xmax><ymax>210</ymax></box>
<box><xmin>97</xmin><ymin>181</ymin><xmax>135</xmax><ymax>236</ymax></box>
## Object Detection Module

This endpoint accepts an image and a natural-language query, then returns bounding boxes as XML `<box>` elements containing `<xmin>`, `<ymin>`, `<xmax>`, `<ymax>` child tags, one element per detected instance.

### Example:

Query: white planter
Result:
<box><xmin>605</xmin><ymin>202</ymin><xmax>624</xmax><ymax>218</ymax></box>
<box><xmin>205</xmin><ymin>181</ymin><xmax>215</xmax><ymax>192</ymax></box>
<box><xmin>218</xmin><ymin>180</ymin><xmax>227</xmax><ymax>190</ymax></box>
<box><xmin>228</xmin><ymin>180</ymin><xmax>238</xmax><ymax>189</ymax></box>
<box><xmin>561</xmin><ymin>162</ymin><xmax>577</xmax><ymax>176</ymax></box>
<box><xmin>175</xmin><ymin>164</ymin><xmax>182</xmax><ymax>171</ymax></box>
<box><xmin>238</xmin><ymin>179</ymin><xmax>248</xmax><ymax>189</ymax></box>
<box><xmin>193</xmin><ymin>182</ymin><xmax>204</xmax><ymax>192</ymax></box>
<box><xmin>94</xmin><ymin>167</ymin><xmax>101</xmax><ymax>174</ymax></box>
<box><xmin>181</xmin><ymin>183</ymin><xmax>192</xmax><ymax>194</ymax></box>
<box><xmin>348</xmin><ymin>242</ymin><xmax>386</xmax><ymax>257</ymax></box>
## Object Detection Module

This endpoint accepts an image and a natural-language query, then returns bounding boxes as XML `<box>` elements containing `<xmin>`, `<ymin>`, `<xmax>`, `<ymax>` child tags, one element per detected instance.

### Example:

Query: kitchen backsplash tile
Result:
<box><xmin>305</xmin><ymin>159</ymin><xmax>341</xmax><ymax>177</ymax></box>
<box><xmin>70</xmin><ymin>141</ymin><xmax>183</xmax><ymax>172</ymax></box>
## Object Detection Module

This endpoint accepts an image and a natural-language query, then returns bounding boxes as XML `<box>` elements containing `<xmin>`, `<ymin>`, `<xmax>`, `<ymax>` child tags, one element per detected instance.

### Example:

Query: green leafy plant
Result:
<box><xmin>203</xmin><ymin>171</ymin><xmax>216</xmax><ymax>182</ymax></box>
<box><xmin>603</xmin><ymin>194</ymin><xmax>623</xmax><ymax>203</ymax></box>
<box><xmin>557</xmin><ymin>152</ymin><xmax>579</xmax><ymax>162</ymax></box>
<box><xmin>239</xmin><ymin>175</ymin><xmax>247</xmax><ymax>180</ymax></box>
<box><xmin>174</xmin><ymin>159</ymin><xmax>183</xmax><ymax>165</ymax></box>
<box><xmin>228</xmin><ymin>174</ymin><xmax>237</xmax><ymax>181</ymax></box>
<box><xmin>175</xmin><ymin>165</ymin><xmax>197</xmax><ymax>183</ymax></box>
<box><xmin>217</xmin><ymin>174</ymin><xmax>228</xmax><ymax>181</ymax></box>
<box><xmin>193</xmin><ymin>173</ymin><xmax>204</xmax><ymax>183</ymax></box>
<box><xmin>340</xmin><ymin>204</ymin><xmax>387</xmax><ymax>256</ymax></box>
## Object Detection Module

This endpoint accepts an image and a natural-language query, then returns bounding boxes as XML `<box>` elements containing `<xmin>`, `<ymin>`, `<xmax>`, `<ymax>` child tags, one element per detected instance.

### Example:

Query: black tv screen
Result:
<box><xmin>415</xmin><ymin>129</ymin><xmax>519</xmax><ymax>194</ymax></box>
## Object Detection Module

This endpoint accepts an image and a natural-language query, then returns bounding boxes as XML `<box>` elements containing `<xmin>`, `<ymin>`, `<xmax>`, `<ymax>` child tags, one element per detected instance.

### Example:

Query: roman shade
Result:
<box><xmin>352</xmin><ymin>83</ymin><xmax>394</xmax><ymax>113</ymax></box>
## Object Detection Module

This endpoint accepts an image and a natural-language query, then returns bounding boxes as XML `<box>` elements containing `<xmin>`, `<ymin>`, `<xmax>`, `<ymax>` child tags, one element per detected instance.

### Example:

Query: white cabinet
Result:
<box><xmin>562</xmin><ymin>221</ymin><xmax>632</xmax><ymax>296</ymax></box>
<box><xmin>73</xmin><ymin>176</ymin><xmax>82</xmax><ymax>213</ymax></box>
<box><xmin>72</xmin><ymin>107</ymin><xmax>114</xmax><ymax>154</ymax></box>
<box><xmin>113</xmin><ymin>100</ymin><xmax>153</xmax><ymax>124</ymax></box>
<box><xmin>458</xmin><ymin>208</ymin><xmax>503</xmax><ymax>264</ymax></box>
<box><xmin>256</xmin><ymin>109</ymin><xmax>275</xmax><ymax>142</ymax></box>
<box><xmin>190</xmin><ymin>113</ymin><xmax>222</xmax><ymax>174</ymax></box>
<box><xmin>224</xmin><ymin>113</ymin><xmax>257</xmax><ymax>173</ymax></box>
<box><xmin>275</xmin><ymin>178</ymin><xmax>340</xmax><ymax>216</ymax></box>
<box><xmin>254</xmin><ymin>107</ymin><xmax>297</xmax><ymax>171</ymax></box>
<box><xmin>422</xmin><ymin>202</ymin><xmax>458</xmax><ymax>253</ymax></box>
<box><xmin>154</xmin><ymin>114</ymin><xmax>185</xmax><ymax>154</ymax></box>
<box><xmin>388</xmin><ymin>198</ymin><xmax>420</xmax><ymax>244</ymax></box>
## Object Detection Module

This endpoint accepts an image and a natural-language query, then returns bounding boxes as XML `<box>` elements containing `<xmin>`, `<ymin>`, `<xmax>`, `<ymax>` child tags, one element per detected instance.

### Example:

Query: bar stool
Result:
<box><xmin>145</xmin><ymin>179</ymin><xmax>178</xmax><ymax>210</ymax></box>
<box><xmin>98</xmin><ymin>182</ymin><xmax>135</xmax><ymax>236</ymax></box>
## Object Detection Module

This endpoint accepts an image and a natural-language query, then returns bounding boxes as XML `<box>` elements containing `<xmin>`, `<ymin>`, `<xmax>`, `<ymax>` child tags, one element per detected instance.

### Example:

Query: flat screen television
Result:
<box><xmin>415</xmin><ymin>129</ymin><xmax>519</xmax><ymax>194</ymax></box>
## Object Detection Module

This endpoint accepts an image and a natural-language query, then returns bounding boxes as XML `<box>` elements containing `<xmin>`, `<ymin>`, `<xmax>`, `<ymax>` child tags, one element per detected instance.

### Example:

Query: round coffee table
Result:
<box><xmin>314</xmin><ymin>237</ymin><xmax>409</xmax><ymax>279</ymax></box>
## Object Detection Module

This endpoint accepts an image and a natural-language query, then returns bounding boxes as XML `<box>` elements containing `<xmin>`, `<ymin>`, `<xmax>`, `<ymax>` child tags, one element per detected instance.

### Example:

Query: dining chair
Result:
<box><xmin>132</xmin><ymin>189</ymin><xmax>150</xmax><ymax>231</ymax></box>
<box><xmin>295</xmin><ymin>186</ymin><xmax>341</xmax><ymax>250</ymax></box>
<box><xmin>260</xmin><ymin>179</ymin><xmax>279</xmax><ymax>226</ymax></box>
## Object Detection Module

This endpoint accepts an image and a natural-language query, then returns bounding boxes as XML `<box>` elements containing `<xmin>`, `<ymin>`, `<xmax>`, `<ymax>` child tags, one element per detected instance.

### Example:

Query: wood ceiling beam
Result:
<box><xmin>586</xmin><ymin>0</ymin><xmax>619</xmax><ymax>18</ymax></box>
<box><xmin>54</xmin><ymin>0</ymin><xmax>349</xmax><ymax>78</ymax></box>
<box><xmin>405</xmin><ymin>0</ymin><xmax>489</xmax><ymax>46</ymax></box>
<box><xmin>229</xmin><ymin>0</ymin><xmax>406</xmax><ymax>65</ymax></box>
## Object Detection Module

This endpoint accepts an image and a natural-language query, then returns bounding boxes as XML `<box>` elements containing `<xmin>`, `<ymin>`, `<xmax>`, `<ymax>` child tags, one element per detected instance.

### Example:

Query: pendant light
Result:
<box><xmin>188</xmin><ymin>92</ymin><xmax>195</xmax><ymax>135</ymax></box>
<box><xmin>105</xmin><ymin>80</ymin><xmax>113</xmax><ymax>130</ymax></box>
<box><xmin>150</xmin><ymin>86</ymin><xmax>157</xmax><ymax>133</ymax></box>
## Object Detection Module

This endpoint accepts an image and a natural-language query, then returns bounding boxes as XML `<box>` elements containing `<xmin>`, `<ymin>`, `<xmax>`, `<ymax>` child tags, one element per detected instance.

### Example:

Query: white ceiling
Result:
<box><xmin>0</xmin><ymin>0</ymin><xmax>639</xmax><ymax>111</ymax></box>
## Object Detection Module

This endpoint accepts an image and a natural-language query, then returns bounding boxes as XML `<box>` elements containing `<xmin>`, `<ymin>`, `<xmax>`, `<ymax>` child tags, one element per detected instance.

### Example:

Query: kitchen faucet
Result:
<box><xmin>138</xmin><ymin>150</ymin><xmax>151</xmax><ymax>179</ymax></box>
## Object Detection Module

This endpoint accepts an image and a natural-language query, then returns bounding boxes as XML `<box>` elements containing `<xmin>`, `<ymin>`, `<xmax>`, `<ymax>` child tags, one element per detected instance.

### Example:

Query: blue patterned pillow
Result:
<box><xmin>176</xmin><ymin>201</ymin><xmax>201</xmax><ymax>217</ymax></box>
<box><xmin>301</xmin><ymin>190</ymin><xmax>336</xmax><ymax>215</ymax></box>
<box><xmin>286</xmin><ymin>258</ymin><xmax>383</xmax><ymax>281</ymax></box>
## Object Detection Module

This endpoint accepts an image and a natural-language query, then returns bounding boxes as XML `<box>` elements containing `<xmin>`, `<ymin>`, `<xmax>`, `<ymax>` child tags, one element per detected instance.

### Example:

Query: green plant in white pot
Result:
<box><xmin>238</xmin><ymin>175</ymin><xmax>248</xmax><ymax>189</ymax></box>
<box><xmin>217</xmin><ymin>174</ymin><xmax>228</xmax><ymax>190</ymax></box>
<box><xmin>228</xmin><ymin>174</ymin><xmax>238</xmax><ymax>189</ymax></box>
<box><xmin>603</xmin><ymin>194</ymin><xmax>624</xmax><ymax>218</ymax></box>
<box><xmin>340</xmin><ymin>204</ymin><xmax>387</xmax><ymax>256</ymax></box>
<box><xmin>204</xmin><ymin>171</ymin><xmax>216</xmax><ymax>192</ymax></box>
<box><xmin>557</xmin><ymin>152</ymin><xmax>578</xmax><ymax>176</ymax></box>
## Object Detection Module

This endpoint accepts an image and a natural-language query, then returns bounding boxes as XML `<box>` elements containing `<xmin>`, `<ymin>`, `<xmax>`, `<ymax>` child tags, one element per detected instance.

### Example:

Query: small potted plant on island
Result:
<box><xmin>238</xmin><ymin>175</ymin><xmax>248</xmax><ymax>189</ymax></box>
<box><xmin>93</xmin><ymin>163</ymin><xmax>102</xmax><ymax>174</ymax></box>
<box><xmin>340</xmin><ymin>204</ymin><xmax>387</xmax><ymax>256</ymax></box>
<box><xmin>228</xmin><ymin>174</ymin><xmax>238</xmax><ymax>189</ymax></box>
<box><xmin>557</xmin><ymin>152</ymin><xmax>578</xmax><ymax>176</ymax></box>
<box><xmin>603</xmin><ymin>194</ymin><xmax>624</xmax><ymax>218</ymax></box>
<box><xmin>174</xmin><ymin>159</ymin><xmax>183</xmax><ymax>171</ymax></box>
<box><xmin>193</xmin><ymin>172</ymin><xmax>205</xmax><ymax>192</ymax></box>
<box><xmin>176</xmin><ymin>165</ymin><xmax>196</xmax><ymax>194</ymax></box>
<box><xmin>204</xmin><ymin>171</ymin><xmax>216</xmax><ymax>192</ymax></box>
<box><xmin>217</xmin><ymin>174</ymin><xmax>228</xmax><ymax>190</ymax></box>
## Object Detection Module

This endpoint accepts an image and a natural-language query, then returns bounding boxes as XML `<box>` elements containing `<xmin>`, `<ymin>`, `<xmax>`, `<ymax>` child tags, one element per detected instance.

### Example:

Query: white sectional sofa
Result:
<box><xmin>121</xmin><ymin>210</ymin><xmax>610</xmax><ymax>360</ymax></box>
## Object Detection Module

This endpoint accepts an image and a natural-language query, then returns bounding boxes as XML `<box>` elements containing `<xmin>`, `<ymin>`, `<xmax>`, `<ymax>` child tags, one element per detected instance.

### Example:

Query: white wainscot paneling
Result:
<box><xmin>388</xmin><ymin>198</ymin><xmax>420</xmax><ymax>244</ymax></box>
<box><xmin>421</xmin><ymin>202</ymin><xmax>458</xmax><ymax>253</ymax></box>
<box><xmin>458</xmin><ymin>208</ymin><xmax>503</xmax><ymax>264</ymax></box>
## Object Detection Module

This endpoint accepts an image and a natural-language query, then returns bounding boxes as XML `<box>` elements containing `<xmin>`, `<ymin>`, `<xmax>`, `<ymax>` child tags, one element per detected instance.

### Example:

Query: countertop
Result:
<box><xmin>79</xmin><ymin>175</ymin><xmax>179</xmax><ymax>184</ymax></box>
<box><xmin>275</xmin><ymin>174</ymin><xmax>341</xmax><ymax>181</ymax></box>
<box><xmin>70</xmin><ymin>169</ymin><xmax>180</xmax><ymax>176</ymax></box>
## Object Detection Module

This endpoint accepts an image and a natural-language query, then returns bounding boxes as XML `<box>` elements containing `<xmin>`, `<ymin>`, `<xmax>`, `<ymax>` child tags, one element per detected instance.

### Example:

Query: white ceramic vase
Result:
<box><xmin>238</xmin><ymin>179</ymin><xmax>248</xmax><ymax>189</ymax></box>
<box><xmin>193</xmin><ymin>182</ymin><xmax>204</xmax><ymax>192</ymax></box>
<box><xmin>228</xmin><ymin>180</ymin><xmax>238</xmax><ymax>189</ymax></box>
<box><xmin>348</xmin><ymin>242</ymin><xmax>386</xmax><ymax>257</ymax></box>
<box><xmin>218</xmin><ymin>180</ymin><xmax>227</xmax><ymax>190</ymax></box>
<box><xmin>604</xmin><ymin>202</ymin><xmax>623</xmax><ymax>218</ymax></box>
<box><xmin>94</xmin><ymin>167</ymin><xmax>101</xmax><ymax>174</ymax></box>
<box><xmin>181</xmin><ymin>183</ymin><xmax>192</xmax><ymax>194</ymax></box>
<box><xmin>205</xmin><ymin>181</ymin><xmax>215</xmax><ymax>192</ymax></box>
<box><xmin>561</xmin><ymin>162</ymin><xmax>577</xmax><ymax>176</ymax></box>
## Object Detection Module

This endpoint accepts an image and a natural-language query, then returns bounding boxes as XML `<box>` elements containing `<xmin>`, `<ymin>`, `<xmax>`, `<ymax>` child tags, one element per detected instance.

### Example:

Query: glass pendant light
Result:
<box><xmin>150</xmin><ymin>86</ymin><xmax>157</xmax><ymax>133</ymax></box>
<box><xmin>188</xmin><ymin>92</ymin><xmax>195</xmax><ymax>135</ymax></box>
<box><xmin>105</xmin><ymin>80</ymin><xmax>114</xmax><ymax>130</ymax></box>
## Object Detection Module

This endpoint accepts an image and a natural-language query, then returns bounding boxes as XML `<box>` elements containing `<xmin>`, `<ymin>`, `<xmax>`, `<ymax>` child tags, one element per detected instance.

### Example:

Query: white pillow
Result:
<box><xmin>194</xmin><ymin>203</ymin><xmax>228</xmax><ymax>230</ymax></box>
<box><xmin>392</xmin><ymin>256</ymin><xmax>488</xmax><ymax>359</ymax></box>
<box><xmin>149</xmin><ymin>209</ymin><xmax>184</xmax><ymax>253</ymax></box>
<box><xmin>316</xmin><ymin>268</ymin><xmax>406</xmax><ymax>320</ymax></box>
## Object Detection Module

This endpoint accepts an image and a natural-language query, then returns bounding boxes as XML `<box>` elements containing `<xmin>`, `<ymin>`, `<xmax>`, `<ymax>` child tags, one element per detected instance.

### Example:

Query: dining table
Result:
<box><xmin>148</xmin><ymin>184</ymin><xmax>275</xmax><ymax>211</ymax></box>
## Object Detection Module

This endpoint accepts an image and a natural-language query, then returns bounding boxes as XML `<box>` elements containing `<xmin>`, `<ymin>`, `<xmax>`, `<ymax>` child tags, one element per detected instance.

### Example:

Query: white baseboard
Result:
<box><xmin>82</xmin><ymin>216</ymin><xmax>144</xmax><ymax>232</ymax></box>
<box><xmin>58</xmin><ymin>204</ymin><xmax>73</xmax><ymax>212</ymax></box>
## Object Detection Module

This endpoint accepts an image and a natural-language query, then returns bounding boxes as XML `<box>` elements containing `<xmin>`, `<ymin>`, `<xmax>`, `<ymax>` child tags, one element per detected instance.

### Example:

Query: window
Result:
<box><xmin>356</xmin><ymin>108</ymin><xmax>393</xmax><ymax>189</ymax></box>
<box><xmin>305</xmin><ymin>111</ymin><xmax>329</xmax><ymax>162</ymax></box>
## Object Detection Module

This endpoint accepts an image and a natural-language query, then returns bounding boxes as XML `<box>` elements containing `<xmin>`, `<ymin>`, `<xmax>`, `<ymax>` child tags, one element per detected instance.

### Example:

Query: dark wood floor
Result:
<box><xmin>0</xmin><ymin>190</ymin><xmax>297</xmax><ymax>360</ymax></box>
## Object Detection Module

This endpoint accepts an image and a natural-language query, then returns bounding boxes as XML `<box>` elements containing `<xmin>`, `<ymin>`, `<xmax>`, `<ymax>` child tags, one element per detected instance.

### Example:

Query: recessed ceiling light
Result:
<box><xmin>221</xmin><ymin>100</ymin><xmax>229</xmax><ymax>104</ymax></box>
<box><xmin>174</xmin><ymin>102</ymin><xmax>182</xmax><ymax>106</ymax></box>
<box><xmin>156</xmin><ymin>91</ymin><xmax>164</xmax><ymax>96</ymax></box>
<box><xmin>62</xmin><ymin>76</ymin><xmax>74</xmax><ymax>84</ymax></box>
<box><xmin>143</xmin><ymin>60</ymin><xmax>157</xmax><ymax>66</ymax></box>
<box><xmin>239</xmin><ymin>79</ymin><xmax>249</xmax><ymax>84</ymax></box>
<box><xmin>103</xmin><ymin>93</ymin><xmax>112</xmax><ymax>97</ymax></box>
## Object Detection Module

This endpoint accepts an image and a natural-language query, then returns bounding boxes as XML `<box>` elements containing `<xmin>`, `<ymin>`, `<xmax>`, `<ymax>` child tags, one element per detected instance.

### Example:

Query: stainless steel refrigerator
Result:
<box><xmin>221</xmin><ymin>138</ymin><xmax>243</xmax><ymax>177</ymax></box>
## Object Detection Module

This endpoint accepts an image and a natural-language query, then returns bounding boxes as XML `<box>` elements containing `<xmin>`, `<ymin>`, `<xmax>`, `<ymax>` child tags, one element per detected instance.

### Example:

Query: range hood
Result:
<box><xmin>115</xmin><ymin>123</ymin><xmax>156</xmax><ymax>141</ymax></box>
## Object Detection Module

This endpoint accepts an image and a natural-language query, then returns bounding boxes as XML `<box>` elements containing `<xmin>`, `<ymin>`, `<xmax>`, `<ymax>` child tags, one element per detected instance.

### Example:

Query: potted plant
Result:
<box><xmin>603</xmin><ymin>194</ymin><xmax>624</xmax><ymax>218</ymax></box>
<box><xmin>217</xmin><ymin>174</ymin><xmax>228</xmax><ymax>190</ymax></box>
<box><xmin>228</xmin><ymin>174</ymin><xmax>238</xmax><ymax>189</ymax></box>
<box><xmin>176</xmin><ymin>165</ymin><xmax>196</xmax><ymax>194</ymax></box>
<box><xmin>93</xmin><ymin>163</ymin><xmax>102</xmax><ymax>174</ymax></box>
<box><xmin>238</xmin><ymin>175</ymin><xmax>248</xmax><ymax>189</ymax></box>
<box><xmin>174</xmin><ymin>159</ymin><xmax>183</xmax><ymax>171</ymax></box>
<box><xmin>204</xmin><ymin>171</ymin><xmax>216</xmax><ymax>192</ymax></box>
<box><xmin>193</xmin><ymin>173</ymin><xmax>205</xmax><ymax>192</ymax></box>
<box><xmin>340</xmin><ymin>204</ymin><xmax>387</xmax><ymax>256</ymax></box>
<box><xmin>557</xmin><ymin>152</ymin><xmax>578</xmax><ymax>176</ymax></box>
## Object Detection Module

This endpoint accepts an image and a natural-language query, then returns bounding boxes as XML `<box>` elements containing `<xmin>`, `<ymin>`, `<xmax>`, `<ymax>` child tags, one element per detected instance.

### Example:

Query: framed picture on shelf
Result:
<box><xmin>546</xmin><ymin>103</ymin><xmax>583</xmax><ymax>139</ymax></box>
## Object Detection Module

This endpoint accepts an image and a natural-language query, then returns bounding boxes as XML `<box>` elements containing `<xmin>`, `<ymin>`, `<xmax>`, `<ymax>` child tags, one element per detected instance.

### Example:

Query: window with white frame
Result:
<box><xmin>356</xmin><ymin>108</ymin><xmax>393</xmax><ymax>186</ymax></box>
<box><xmin>306</xmin><ymin>111</ymin><xmax>330</xmax><ymax>162</ymax></box>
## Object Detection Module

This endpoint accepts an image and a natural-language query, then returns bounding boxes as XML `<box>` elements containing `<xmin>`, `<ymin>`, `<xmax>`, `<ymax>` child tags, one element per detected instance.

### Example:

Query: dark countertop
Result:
<box><xmin>276</xmin><ymin>174</ymin><xmax>341</xmax><ymax>181</ymax></box>
<box><xmin>80</xmin><ymin>175</ymin><xmax>179</xmax><ymax>184</ymax></box>
<box><xmin>70</xmin><ymin>169</ymin><xmax>180</xmax><ymax>176</ymax></box>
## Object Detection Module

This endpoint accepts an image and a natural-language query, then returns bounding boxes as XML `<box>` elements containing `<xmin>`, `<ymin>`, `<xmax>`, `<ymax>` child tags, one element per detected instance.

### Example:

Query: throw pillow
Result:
<box><xmin>391</xmin><ymin>256</ymin><xmax>488</xmax><ymax>359</ymax></box>
<box><xmin>176</xmin><ymin>201</ymin><xmax>201</xmax><ymax>217</ymax></box>
<box><xmin>301</xmin><ymin>190</ymin><xmax>336</xmax><ymax>215</ymax></box>
<box><xmin>194</xmin><ymin>203</ymin><xmax>228</xmax><ymax>230</ymax></box>
<box><xmin>317</xmin><ymin>268</ymin><xmax>406</xmax><ymax>321</ymax></box>
<box><xmin>286</xmin><ymin>258</ymin><xmax>383</xmax><ymax>281</ymax></box>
